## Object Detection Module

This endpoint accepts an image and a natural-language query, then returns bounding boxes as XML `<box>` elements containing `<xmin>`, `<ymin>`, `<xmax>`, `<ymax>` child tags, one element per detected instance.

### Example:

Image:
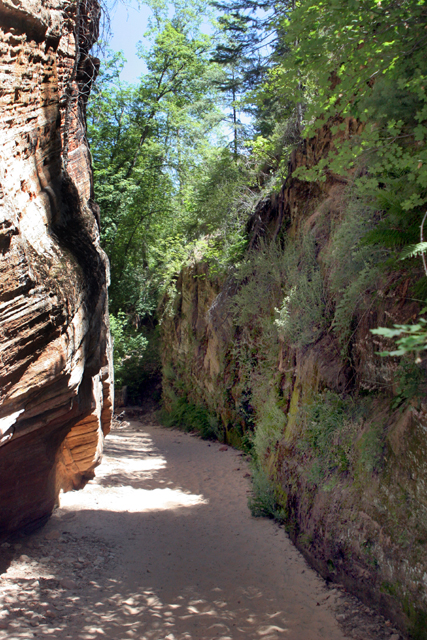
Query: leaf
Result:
<box><xmin>371</xmin><ymin>327</ymin><xmax>405</xmax><ymax>338</ymax></box>
<box><xmin>399</xmin><ymin>242</ymin><xmax>427</xmax><ymax>260</ymax></box>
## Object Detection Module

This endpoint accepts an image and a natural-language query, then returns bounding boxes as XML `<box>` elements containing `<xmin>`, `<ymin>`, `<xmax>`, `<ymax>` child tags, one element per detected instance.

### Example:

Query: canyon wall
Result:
<box><xmin>0</xmin><ymin>0</ymin><xmax>112</xmax><ymax>535</ymax></box>
<box><xmin>160</xmin><ymin>122</ymin><xmax>427</xmax><ymax>638</ymax></box>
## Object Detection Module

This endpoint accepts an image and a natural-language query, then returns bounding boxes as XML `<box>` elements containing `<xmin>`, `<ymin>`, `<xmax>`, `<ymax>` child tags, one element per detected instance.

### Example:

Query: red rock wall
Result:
<box><xmin>0</xmin><ymin>0</ymin><xmax>113</xmax><ymax>535</ymax></box>
<box><xmin>159</xmin><ymin>120</ymin><xmax>427</xmax><ymax>636</ymax></box>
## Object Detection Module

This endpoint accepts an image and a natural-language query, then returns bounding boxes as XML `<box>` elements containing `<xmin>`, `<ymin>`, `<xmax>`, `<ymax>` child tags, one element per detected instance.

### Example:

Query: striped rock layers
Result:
<box><xmin>0</xmin><ymin>0</ymin><xmax>113</xmax><ymax>535</ymax></box>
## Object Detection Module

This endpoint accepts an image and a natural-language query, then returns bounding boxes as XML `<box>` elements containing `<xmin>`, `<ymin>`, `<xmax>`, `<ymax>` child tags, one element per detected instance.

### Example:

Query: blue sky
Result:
<box><xmin>106</xmin><ymin>1</ymin><xmax>152</xmax><ymax>83</ymax></box>
<box><xmin>104</xmin><ymin>1</ymin><xmax>214</xmax><ymax>84</ymax></box>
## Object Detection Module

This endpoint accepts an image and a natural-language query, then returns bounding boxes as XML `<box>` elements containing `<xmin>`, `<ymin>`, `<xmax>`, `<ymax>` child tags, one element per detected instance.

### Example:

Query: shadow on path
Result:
<box><xmin>0</xmin><ymin>420</ymin><xmax>399</xmax><ymax>640</ymax></box>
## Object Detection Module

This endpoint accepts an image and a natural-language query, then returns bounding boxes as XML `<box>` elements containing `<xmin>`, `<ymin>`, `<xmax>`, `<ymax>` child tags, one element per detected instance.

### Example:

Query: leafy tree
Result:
<box><xmin>88</xmin><ymin>4</ymin><xmax>232</xmax><ymax>389</ymax></box>
<box><xmin>88</xmin><ymin>17</ymin><xmax>224</xmax><ymax>316</ymax></box>
<box><xmin>211</xmin><ymin>0</ymin><xmax>290</xmax><ymax>92</ymax></box>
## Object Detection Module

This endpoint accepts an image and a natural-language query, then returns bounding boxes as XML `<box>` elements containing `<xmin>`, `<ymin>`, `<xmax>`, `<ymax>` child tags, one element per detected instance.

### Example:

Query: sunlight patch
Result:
<box><xmin>96</xmin><ymin>455</ymin><xmax>166</xmax><ymax>480</ymax></box>
<box><xmin>257</xmin><ymin>625</ymin><xmax>288</xmax><ymax>636</ymax></box>
<box><xmin>59</xmin><ymin>485</ymin><xmax>207</xmax><ymax>513</ymax></box>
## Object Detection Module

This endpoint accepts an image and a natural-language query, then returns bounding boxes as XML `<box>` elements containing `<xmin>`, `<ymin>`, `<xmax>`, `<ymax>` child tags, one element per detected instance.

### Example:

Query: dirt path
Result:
<box><xmin>0</xmin><ymin>416</ymin><xmax>402</xmax><ymax>640</ymax></box>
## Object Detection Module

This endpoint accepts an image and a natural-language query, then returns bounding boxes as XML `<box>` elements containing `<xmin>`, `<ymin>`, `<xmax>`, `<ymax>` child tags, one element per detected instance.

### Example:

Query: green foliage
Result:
<box><xmin>257</xmin><ymin>0</ymin><xmax>427</xmax><ymax>311</ymax></box>
<box><xmin>160</xmin><ymin>396</ymin><xmax>222</xmax><ymax>440</ymax></box>
<box><xmin>94</xmin><ymin>0</ymin><xmax>427</xmax><ymax>414</ymax></box>
<box><xmin>274</xmin><ymin>234</ymin><xmax>327</xmax><ymax>348</ymax></box>
<box><xmin>325</xmin><ymin>197</ymin><xmax>388</xmax><ymax>349</ymax></box>
<box><xmin>276</xmin><ymin>0</ymin><xmax>427</xmax><ymax>203</ymax></box>
<box><xmin>289</xmin><ymin>391</ymin><xmax>388</xmax><ymax>484</ymax></box>
<box><xmin>299</xmin><ymin>392</ymin><xmax>368</xmax><ymax>484</ymax></box>
<box><xmin>399</xmin><ymin>242</ymin><xmax>427</xmax><ymax>261</ymax></box>
<box><xmin>88</xmin><ymin>16</ymin><xmax>226</xmax><ymax>318</ymax></box>
<box><xmin>252</xmin><ymin>390</ymin><xmax>286</xmax><ymax>462</ymax></box>
<box><xmin>372</xmin><ymin>319</ymin><xmax>427</xmax><ymax>358</ymax></box>
<box><xmin>187</xmin><ymin>148</ymin><xmax>244</xmax><ymax>236</ymax></box>
<box><xmin>110</xmin><ymin>312</ymin><xmax>148</xmax><ymax>388</ymax></box>
<box><xmin>89</xmin><ymin>5</ymin><xmax>247</xmax><ymax>397</ymax></box>
<box><xmin>231</xmin><ymin>240</ymin><xmax>286</xmax><ymax>325</ymax></box>
<box><xmin>249</xmin><ymin>114</ymin><xmax>301</xmax><ymax>182</ymax></box>
<box><xmin>390</xmin><ymin>359</ymin><xmax>427</xmax><ymax>409</ymax></box>
<box><xmin>248</xmin><ymin>465</ymin><xmax>286</xmax><ymax>522</ymax></box>
<box><xmin>183</xmin><ymin>147</ymin><xmax>252</xmax><ymax>274</ymax></box>
<box><xmin>224</xmin><ymin>241</ymin><xmax>286</xmax><ymax>444</ymax></box>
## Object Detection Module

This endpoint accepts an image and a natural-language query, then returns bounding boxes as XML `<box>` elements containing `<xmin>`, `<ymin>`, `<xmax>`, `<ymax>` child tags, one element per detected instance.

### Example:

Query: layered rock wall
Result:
<box><xmin>0</xmin><ymin>0</ymin><xmax>112</xmax><ymax>534</ymax></box>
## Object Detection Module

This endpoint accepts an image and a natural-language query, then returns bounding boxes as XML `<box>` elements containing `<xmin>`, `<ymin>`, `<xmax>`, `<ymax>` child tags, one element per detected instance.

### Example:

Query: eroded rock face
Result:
<box><xmin>159</xmin><ymin>121</ymin><xmax>427</xmax><ymax>636</ymax></box>
<box><xmin>0</xmin><ymin>0</ymin><xmax>113</xmax><ymax>535</ymax></box>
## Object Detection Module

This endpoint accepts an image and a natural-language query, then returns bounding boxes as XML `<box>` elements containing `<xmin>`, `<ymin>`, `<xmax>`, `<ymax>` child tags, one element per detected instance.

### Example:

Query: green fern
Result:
<box><xmin>363</xmin><ymin>226</ymin><xmax>417</xmax><ymax>249</ymax></box>
<box><xmin>399</xmin><ymin>242</ymin><xmax>427</xmax><ymax>261</ymax></box>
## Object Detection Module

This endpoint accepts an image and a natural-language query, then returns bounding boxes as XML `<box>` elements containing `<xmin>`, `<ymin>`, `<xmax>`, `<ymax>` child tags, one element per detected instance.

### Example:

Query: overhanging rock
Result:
<box><xmin>0</xmin><ymin>0</ymin><xmax>113</xmax><ymax>535</ymax></box>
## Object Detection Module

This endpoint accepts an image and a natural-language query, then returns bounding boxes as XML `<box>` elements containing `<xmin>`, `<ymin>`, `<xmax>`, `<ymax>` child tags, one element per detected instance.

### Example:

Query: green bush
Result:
<box><xmin>160</xmin><ymin>396</ymin><xmax>222</xmax><ymax>440</ymax></box>
<box><xmin>248</xmin><ymin>465</ymin><xmax>286</xmax><ymax>522</ymax></box>
<box><xmin>231</xmin><ymin>239</ymin><xmax>287</xmax><ymax>326</ymax></box>
<box><xmin>326</xmin><ymin>197</ymin><xmax>387</xmax><ymax>351</ymax></box>
<box><xmin>110</xmin><ymin>312</ymin><xmax>148</xmax><ymax>389</ymax></box>
<box><xmin>299</xmin><ymin>391</ymin><xmax>365</xmax><ymax>485</ymax></box>
<box><xmin>274</xmin><ymin>233</ymin><xmax>327</xmax><ymax>348</ymax></box>
<box><xmin>252</xmin><ymin>389</ymin><xmax>286</xmax><ymax>462</ymax></box>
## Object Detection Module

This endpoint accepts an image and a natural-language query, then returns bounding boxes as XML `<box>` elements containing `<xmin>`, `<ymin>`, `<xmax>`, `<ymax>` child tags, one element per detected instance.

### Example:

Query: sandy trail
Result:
<box><xmin>0</xmin><ymin>417</ymin><xmax>401</xmax><ymax>640</ymax></box>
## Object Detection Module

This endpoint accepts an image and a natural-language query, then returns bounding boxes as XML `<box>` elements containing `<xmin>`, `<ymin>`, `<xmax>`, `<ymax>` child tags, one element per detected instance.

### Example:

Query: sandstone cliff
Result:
<box><xmin>0</xmin><ymin>0</ymin><xmax>112</xmax><ymax>535</ymax></box>
<box><xmin>160</xmin><ymin>122</ymin><xmax>427</xmax><ymax>637</ymax></box>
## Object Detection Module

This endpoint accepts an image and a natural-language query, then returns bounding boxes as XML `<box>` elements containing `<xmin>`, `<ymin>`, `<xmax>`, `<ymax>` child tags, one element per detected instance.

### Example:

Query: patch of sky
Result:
<box><xmin>102</xmin><ymin>1</ymin><xmax>151</xmax><ymax>83</ymax></box>
<box><xmin>99</xmin><ymin>1</ymin><xmax>214</xmax><ymax>85</ymax></box>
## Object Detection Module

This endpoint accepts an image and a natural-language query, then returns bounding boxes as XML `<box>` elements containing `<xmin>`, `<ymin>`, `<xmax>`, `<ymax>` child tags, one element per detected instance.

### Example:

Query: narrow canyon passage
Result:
<box><xmin>0</xmin><ymin>417</ymin><xmax>399</xmax><ymax>640</ymax></box>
